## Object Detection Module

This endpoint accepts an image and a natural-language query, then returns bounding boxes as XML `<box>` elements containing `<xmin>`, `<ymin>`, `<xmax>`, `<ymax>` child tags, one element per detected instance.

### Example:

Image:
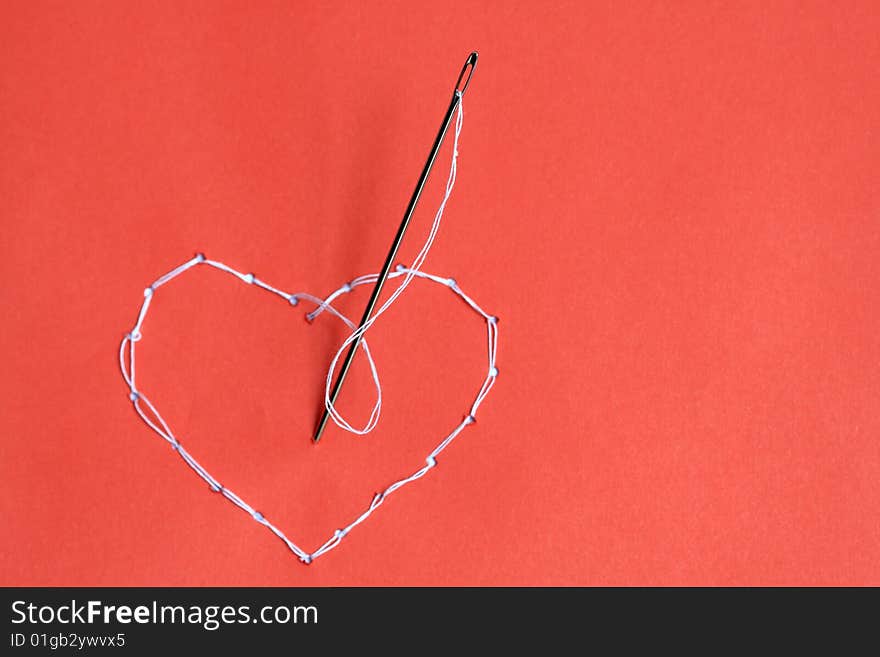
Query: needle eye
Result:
<box><xmin>454</xmin><ymin>52</ymin><xmax>478</xmax><ymax>96</ymax></box>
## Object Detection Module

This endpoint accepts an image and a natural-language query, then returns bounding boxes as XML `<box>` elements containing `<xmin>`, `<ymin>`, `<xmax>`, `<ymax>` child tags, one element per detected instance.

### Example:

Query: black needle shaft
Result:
<box><xmin>314</xmin><ymin>51</ymin><xmax>478</xmax><ymax>443</ymax></box>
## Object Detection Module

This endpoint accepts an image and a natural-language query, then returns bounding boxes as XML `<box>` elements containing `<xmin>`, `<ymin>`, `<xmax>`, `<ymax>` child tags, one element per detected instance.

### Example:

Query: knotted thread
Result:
<box><xmin>118</xmin><ymin>97</ymin><xmax>500</xmax><ymax>564</ymax></box>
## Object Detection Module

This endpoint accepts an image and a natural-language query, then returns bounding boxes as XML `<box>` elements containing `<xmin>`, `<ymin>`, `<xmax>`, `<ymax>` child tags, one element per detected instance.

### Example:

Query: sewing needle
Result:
<box><xmin>314</xmin><ymin>51</ymin><xmax>478</xmax><ymax>443</ymax></box>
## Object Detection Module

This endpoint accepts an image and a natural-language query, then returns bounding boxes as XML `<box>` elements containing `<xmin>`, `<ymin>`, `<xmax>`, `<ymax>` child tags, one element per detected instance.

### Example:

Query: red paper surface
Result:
<box><xmin>1</xmin><ymin>1</ymin><xmax>878</xmax><ymax>585</ymax></box>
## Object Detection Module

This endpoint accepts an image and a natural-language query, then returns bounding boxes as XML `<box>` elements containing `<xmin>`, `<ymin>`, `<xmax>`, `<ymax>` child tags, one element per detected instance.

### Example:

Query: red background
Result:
<box><xmin>1</xmin><ymin>1</ymin><xmax>878</xmax><ymax>585</ymax></box>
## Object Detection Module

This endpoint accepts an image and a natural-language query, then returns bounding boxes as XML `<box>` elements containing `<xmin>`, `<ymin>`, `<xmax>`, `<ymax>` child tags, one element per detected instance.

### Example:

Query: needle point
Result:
<box><xmin>314</xmin><ymin>412</ymin><xmax>329</xmax><ymax>443</ymax></box>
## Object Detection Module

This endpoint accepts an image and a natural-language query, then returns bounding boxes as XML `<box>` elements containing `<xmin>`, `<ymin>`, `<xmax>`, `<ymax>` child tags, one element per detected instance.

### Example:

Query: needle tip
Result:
<box><xmin>313</xmin><ymin>412</ymin><xmax>329</xmax><ymax>443</ymax></box>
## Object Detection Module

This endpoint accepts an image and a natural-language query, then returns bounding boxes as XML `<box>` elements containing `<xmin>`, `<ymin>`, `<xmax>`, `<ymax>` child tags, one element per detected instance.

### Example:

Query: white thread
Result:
<box><xmin>118</xmin><ymin>98</ymin><xmax>498</xmax><ymax>564</ymax></box>
<box><xmin>119</xmin><ymin>256</ymin><xmax>498</xmax><ymax>564</ymax></box>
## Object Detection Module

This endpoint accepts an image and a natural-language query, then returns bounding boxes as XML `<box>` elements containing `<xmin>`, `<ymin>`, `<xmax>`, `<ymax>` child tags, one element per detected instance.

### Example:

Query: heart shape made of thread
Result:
<box><xmin>119</xmin><ymin>253</ymin><xmax>499</xmax><ymax>564</ymax></box>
